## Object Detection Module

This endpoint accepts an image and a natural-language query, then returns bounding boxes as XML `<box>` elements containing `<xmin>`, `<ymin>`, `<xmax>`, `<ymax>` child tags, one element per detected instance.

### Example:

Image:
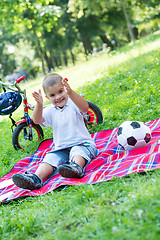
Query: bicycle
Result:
<box><xmin>0</xmin><ymin>76</ymin><xmax>103</xmax><ymax>150</ymax></box>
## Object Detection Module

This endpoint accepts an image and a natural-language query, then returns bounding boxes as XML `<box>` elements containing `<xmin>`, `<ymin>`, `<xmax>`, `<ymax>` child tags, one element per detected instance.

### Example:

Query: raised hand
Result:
<box><xmin>32</xmin><ymin>89</ymin><xmax>44</xmax><ymax>124</ymax></box>
<box><xmin>62</xmin><ymin>78</ymin><xmax>72</xmax><ymax>95</ymax></box>
<box><xmin>62</xmin><ymin>78</ymin><xmax>89</xmax><ymax>113</ymax></box>
<box><xmin>32</xmin><ymin>89</ymin><xmax>43</xmax><ymax>106</ymax></box>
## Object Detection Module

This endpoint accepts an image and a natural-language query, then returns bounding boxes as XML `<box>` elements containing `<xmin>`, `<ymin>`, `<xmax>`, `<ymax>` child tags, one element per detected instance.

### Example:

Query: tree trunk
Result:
<box><xmin>34</xmin><ymin>31</ymin><xmax>46</xmax><ymax>74</ymax></box>
<box><xmin>53</xmin><ymin>56</ymin><xmax>59</xmax><ymax>67</ymax></box>
<box><xmin>57</xmin><ymin>55</ymin><xmax>62</xmax><ymax>66</ymax></box>
<box><xmin>99</xmin><ymin>35</ymin><xmax>114</xmax><ymax>50</ymax></box>
<box><xmin>69</xmin><ymin>48</ymin><xmax>75</xmax><ymax>65</ymax></box>
<box><xmin>121</xmin><ymin>0</ymin><xmax>135</xmax><ymax>42</ymax></box>
<box><xmin>112</xmin><ymin>34</ymin><xmax>119</xmax><ymax>47</ymax></box>
<box><xmin>82</xmin><ymin>37</ymin><xmax>93</xmax><ymax>55</ymax></box>
<box><xmin>63</xmin><ymin>51</ymin><xmax>68</xmax><ymax>66</ymax></box>
<box><xmin>44</xmin><ymin>52</ymin><xmax>54</xmax><ymax>72</ymax></box>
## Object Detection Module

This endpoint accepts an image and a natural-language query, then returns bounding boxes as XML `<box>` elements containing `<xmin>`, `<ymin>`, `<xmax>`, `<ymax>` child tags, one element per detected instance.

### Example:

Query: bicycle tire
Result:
<box><xmin>12</xmin><ymin>121</ymin><xmax>44</xmax><ymax>150</ymax></box>
<box><xmin>84</xmin><ymin>101</ymin><xmax>103</xmax><ymax>130</ymax></box>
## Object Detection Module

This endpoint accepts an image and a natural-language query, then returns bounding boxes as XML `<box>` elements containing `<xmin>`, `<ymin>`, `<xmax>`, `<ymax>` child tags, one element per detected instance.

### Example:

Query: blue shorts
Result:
<box><xmin>42</xmin><ymin>142</ymin><xmax>98</xmax><ymax>168</ymax></box>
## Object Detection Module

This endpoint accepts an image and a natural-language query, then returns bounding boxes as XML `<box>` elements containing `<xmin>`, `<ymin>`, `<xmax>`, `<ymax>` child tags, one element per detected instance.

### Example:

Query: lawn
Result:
<box><xmin>0</xmin><ymin>31</ymin><xmax>160</xmax><ymax>240</ymax></box>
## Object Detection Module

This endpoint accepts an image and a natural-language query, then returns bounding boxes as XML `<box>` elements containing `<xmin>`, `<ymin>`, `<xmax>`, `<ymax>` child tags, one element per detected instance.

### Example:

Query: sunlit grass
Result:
<box><xmin>57</xmin><ymin>30</ymin><xmax>160</xmax><ymax>89</ymax></box>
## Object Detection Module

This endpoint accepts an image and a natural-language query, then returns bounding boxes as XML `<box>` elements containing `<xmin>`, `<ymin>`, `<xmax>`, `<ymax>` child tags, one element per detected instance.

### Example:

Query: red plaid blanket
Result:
<box><xmin>0</xmin><ymin>118</ymin><xmax>160</xmax><ymax>202</ymax></box>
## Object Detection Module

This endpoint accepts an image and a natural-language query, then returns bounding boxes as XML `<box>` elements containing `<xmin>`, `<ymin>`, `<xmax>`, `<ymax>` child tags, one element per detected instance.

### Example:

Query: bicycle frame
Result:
<box><xmin>16</xmin><ymin>88</ymin><xmax>35</xmax><ymax>140</ymax></box>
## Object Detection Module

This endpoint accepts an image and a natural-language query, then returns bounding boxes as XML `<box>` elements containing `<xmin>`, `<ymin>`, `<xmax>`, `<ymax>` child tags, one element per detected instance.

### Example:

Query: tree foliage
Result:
<box><xmin>0</xmin><ymin>0</ymin><xmax>159</xmax><ymax>77</ymax></box>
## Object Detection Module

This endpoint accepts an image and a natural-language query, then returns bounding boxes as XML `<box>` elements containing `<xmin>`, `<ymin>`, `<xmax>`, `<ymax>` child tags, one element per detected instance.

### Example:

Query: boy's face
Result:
<box><xmin>45</xmin><ymin>82</ymin><xmax>68</xmax><ymax>108</ymax></box>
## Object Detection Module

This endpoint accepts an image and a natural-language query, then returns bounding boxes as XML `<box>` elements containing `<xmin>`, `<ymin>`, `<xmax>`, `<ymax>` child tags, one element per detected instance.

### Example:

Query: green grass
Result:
<box><xmin>0</xmin><ymin>31</ymin><xmax>160</xmax><ymax>240</ymax></box>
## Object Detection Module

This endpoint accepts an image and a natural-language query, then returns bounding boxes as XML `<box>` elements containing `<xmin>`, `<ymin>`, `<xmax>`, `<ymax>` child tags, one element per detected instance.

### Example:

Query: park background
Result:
<box><xmin>0</xmin><ymin>1</ymin><xmax>160</xmax><ymax>240</ymax></box>
<box><xmin>0</xmin><ymin>0</ymin><xmax>160</xmax><ymax>78</ymax></box>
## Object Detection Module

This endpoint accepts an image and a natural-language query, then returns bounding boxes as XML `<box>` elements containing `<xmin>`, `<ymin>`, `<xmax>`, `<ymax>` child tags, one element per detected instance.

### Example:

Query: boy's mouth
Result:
<box><xmin>56</xmin><ymin>98</ymin><xmax>65</xmax><ymax>104</ymax></box>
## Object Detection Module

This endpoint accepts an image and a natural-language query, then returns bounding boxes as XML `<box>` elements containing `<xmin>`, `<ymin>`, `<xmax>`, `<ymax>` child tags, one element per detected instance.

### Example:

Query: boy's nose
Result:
<box><xmin>55</xmin><ymin>94</ymin><xmax>60</xmax><ymax>100</ymax></box>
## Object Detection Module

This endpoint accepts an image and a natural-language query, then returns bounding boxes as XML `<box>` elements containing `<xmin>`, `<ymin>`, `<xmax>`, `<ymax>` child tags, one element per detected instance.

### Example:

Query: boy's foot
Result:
<box><xmin>58</xmin><ymin>162</ymin><xmax>84</xmax><ymax>178</ymax></box>
<box><xmin>12</xmin><ymin>172</ymin><xmax>44</xmax><ymax>190</ymax></box>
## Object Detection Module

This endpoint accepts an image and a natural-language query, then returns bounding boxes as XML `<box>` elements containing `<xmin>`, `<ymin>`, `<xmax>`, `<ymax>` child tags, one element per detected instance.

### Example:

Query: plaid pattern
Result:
<box><xmin>0</xmin><ymin>118</ymin><xmax>160</xmax><ymax>202</ymax></box>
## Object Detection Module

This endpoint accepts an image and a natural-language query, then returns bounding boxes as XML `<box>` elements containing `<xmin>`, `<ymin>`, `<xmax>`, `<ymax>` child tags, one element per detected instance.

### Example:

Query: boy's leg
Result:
<box><xmin>12</xmin><ymin>163</ymin><xmax>54</xmax><ymax>191</ymax></box>
<box><xmin>72</xmin><ymin>155</ymin><xmax>86</xmax><ymax>168</ymax></box>
<box><xmin>58</xmin><ymin>143</ymin><xmax>98</xmax><ymax>178</ymax></box>
<box><xmin>58</xmin><ymin>155</ymin><xmax>86</xmax><ymax>178</ymax></box>
<box><xmin>35</xmin><ymin>162</ymin><xmax>54</xmax><ymax>180</ymax></box>
<box><xmin>12</xmin><ymin>149</ymin><xmax>70</xmax><ymax>190</ymax></box>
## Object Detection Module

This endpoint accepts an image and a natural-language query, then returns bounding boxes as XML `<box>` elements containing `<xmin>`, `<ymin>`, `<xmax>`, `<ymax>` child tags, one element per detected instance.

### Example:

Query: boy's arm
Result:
<box><xmin>69</xmin><ymin>90</ymin><xmax>89</xmax><ymax>113</ymax></box>
<box><xmin>62</xmin><ymin>79</ymin><xmax>89</xmax><ymax>113</ymax></box>
<box><xmin>32</xmin><ymin>90</ymin><xmax>45</xmax><ymax>124</ymax></box>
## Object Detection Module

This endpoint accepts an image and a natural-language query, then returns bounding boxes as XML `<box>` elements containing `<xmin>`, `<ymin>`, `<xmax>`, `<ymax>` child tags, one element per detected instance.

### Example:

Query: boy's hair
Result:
<box><xmin>42</xmin><ymin>73</ymin><xmax>63</xmax><ymax>94</ymax></box>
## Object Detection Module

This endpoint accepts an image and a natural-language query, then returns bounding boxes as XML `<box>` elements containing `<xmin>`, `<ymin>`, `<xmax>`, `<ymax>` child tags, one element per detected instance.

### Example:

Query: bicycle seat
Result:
<box><xmin>0</xmin><ymin>91</ymin><xmax>22</xmax><ymax>115</ymax></box>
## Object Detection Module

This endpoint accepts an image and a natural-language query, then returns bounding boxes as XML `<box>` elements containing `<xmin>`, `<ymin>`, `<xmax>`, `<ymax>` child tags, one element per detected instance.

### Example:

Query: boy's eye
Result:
<box><xmin>59</xmin><ymin>89</ymin><xmax>63</xmax><ymax>94</ymax></box>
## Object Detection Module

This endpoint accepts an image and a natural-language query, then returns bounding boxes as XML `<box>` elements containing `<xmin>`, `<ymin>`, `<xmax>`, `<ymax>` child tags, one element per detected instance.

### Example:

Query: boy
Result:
<box><xmin>12</xmin><ymin>73</ymin><xmax>98</xmax><ymax>190</ymax></box>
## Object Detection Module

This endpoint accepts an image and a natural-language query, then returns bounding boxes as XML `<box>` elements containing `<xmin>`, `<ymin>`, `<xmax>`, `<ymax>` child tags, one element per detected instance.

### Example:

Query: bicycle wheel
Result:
<box><xmin>84</xmin><ymin>101</ymin><xmax>103</xmax><ymax>131</ymax></box>
<box><xmin>12</xmin><ymin>121</ymin><xmax>44</xmax><ymax>150</ymax></box>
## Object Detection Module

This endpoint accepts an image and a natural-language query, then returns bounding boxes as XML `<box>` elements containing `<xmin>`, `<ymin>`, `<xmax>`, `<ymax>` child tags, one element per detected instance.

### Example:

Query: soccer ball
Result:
<box><xmin>117</xmin><ymin>121</ymin><xmax>151</xmax><ymax>151</ymax></box>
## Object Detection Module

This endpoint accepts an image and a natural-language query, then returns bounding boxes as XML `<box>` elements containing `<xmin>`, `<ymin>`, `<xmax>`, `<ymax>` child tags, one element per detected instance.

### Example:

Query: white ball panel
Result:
<box><xmin>117</xmin><ymin>134</ymin><xmax>127</xmax><ymax>147</ymax></box>
<box><xmin>122</xmin><ymin>125</ymin><xmax>134</xmax><ymax>138</ymax></box>
<box><xmin>143</xmin><ymin>125</ymin><xmax>151</xmax><ymax>134</ymax></box>
<box><xmin>124</xmin><ymin>144</ymin><xmax>135</xmax><ymax>151</ymax></box>
<box><xmin>132</xmin><ymin>128</ymin><xmax>146</xmax><ymax>141</ymax></box>
<box><xmin>135</xmin><ymin>140</ymin><xmax>147</xmax><ymax>148</ymax></box>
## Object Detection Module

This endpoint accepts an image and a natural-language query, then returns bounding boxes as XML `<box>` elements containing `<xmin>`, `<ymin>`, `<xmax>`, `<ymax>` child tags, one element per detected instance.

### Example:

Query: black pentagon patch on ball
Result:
<box><xmin>144</xmin><ymin>133</ymin><xmax>151</xmax><ymax>143</ymax></box>
<box><xmin>117</xmin><ymin>127</ymin><xmax>122</xmax><ymax>136</ymax></box>
<box><xmin>127</xmin><ymin>136</ymin><xmax>137</xmax><ymax>146</ymax></box>
<box><xmin>130</xmin><ymin>121</ymin><xmax>141</xmax><ymax>129</ymax></box>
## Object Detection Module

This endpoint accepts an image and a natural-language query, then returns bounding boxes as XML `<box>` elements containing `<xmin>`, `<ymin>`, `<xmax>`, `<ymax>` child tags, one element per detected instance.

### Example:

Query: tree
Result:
<box><xmin>0</xmin><ymin>27</ymin><xmax>20</xmax><ymax>76</ymax></box>
<box><xmin>0</xmin><ymin>0</ymin><xmax>64</xmax><ymax>74</ymax></box>
<box><xmin>0</xmin><ymin>0</ymin><xmax>159</xmax><ymax>77</ymax></box>
<box><xmin>68</xmin><ymin>0</ymin><xmax>136</xmax><ymax>43</ymax></box>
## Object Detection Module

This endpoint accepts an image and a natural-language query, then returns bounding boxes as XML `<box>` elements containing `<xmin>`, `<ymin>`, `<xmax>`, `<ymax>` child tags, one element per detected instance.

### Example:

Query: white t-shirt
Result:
<box><xmin>42</xmin><ymin>98</ymin><xmax>95</xmax><ymax>150</ymax></box>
